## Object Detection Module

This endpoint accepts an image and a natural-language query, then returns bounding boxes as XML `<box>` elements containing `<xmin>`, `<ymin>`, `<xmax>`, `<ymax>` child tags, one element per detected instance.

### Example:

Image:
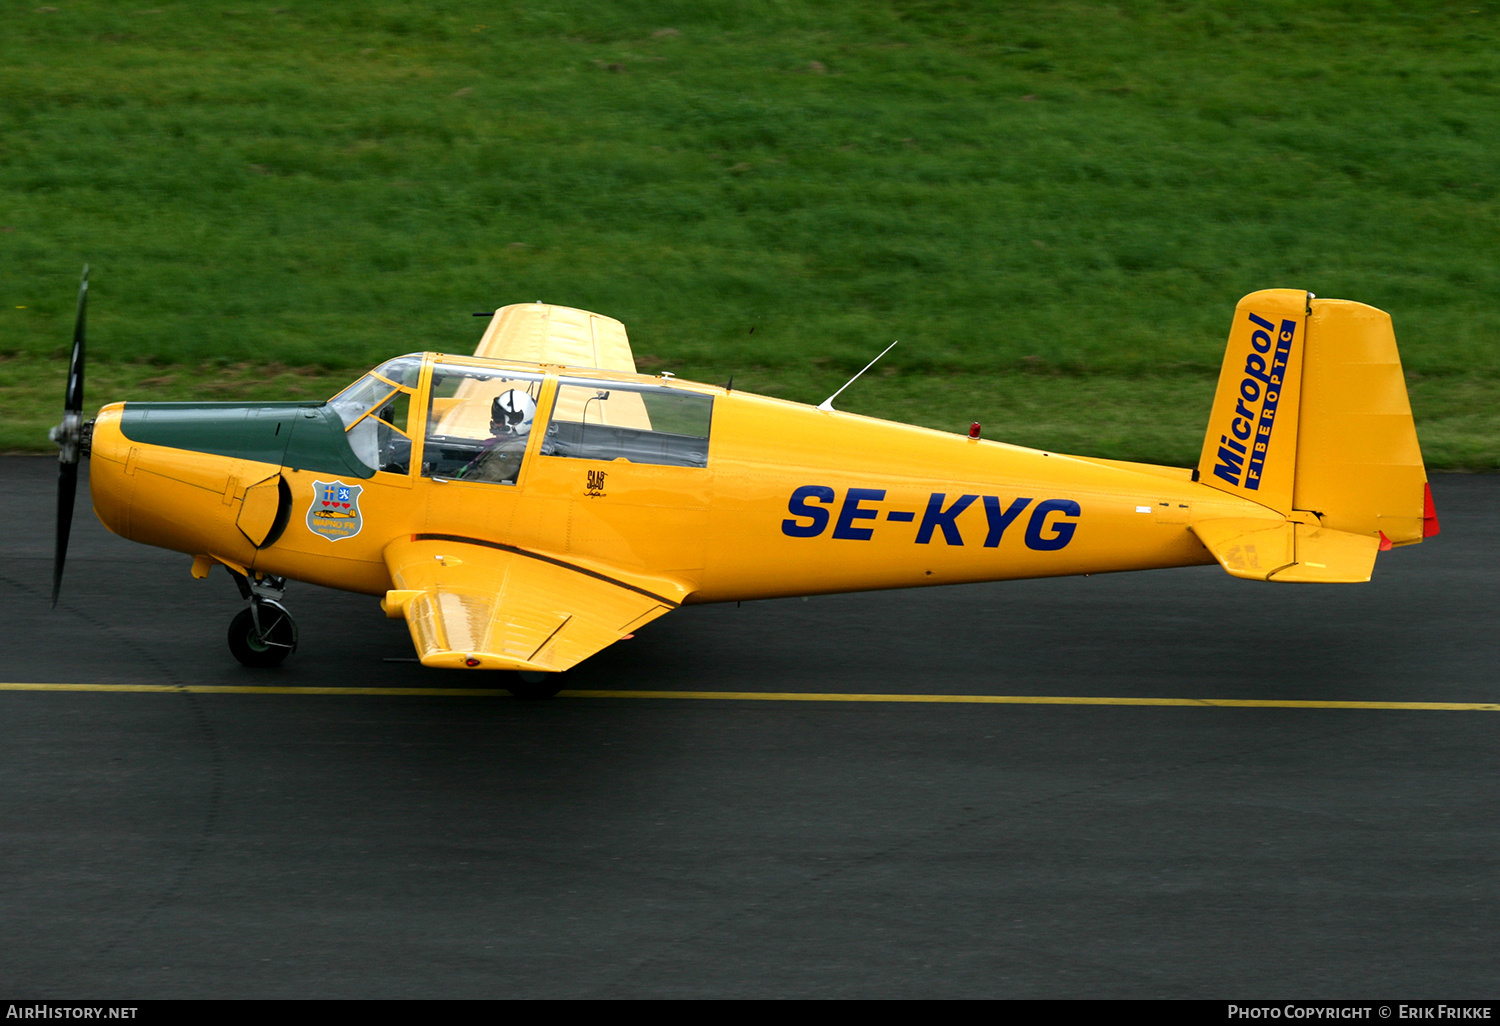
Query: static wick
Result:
<box><xmin>818</xmin><ymin>339</ymin><xmax>899</xmax><ymax>412</ymax></box>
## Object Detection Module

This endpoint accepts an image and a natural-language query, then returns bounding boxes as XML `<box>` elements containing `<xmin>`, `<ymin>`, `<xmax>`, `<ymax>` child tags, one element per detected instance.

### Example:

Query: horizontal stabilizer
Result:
<box><xmin>1190</xmin><ymin>518</ymin><xmax>1379</xmax><ymax>584</ymax></box>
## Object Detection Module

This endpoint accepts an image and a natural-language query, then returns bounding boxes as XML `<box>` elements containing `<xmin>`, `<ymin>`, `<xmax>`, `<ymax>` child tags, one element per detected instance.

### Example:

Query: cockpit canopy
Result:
<box><xmin>327</xmin><ymin>354</ymin><xmax>714</xmax><ymax>480</ymax></box>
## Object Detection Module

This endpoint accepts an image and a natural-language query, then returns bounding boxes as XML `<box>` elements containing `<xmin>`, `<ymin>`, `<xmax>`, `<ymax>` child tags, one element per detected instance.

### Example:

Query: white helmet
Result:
<box><xmin>491</xmin><ymin>390</ymin><xmax>536</xmax><ymax>435</ymax></box>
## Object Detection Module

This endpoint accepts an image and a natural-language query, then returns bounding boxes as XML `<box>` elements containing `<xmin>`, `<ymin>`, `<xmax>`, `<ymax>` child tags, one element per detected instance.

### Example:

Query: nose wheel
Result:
<box><xmin>226</xmin><ymin>572</ymin><xmax>298</xmax><ymax>668</ymax></box>
<box><xmin>228</xmin><ymin>601</ymin><xmax>299</xmax><ymax>668</ymax></box>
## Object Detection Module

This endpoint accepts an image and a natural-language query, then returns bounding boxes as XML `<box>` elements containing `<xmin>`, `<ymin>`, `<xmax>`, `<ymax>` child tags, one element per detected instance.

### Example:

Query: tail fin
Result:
<box><xmin>1192</xmin><ymin>290</ymin><xmax>1435</xmax><ymax>582</ymax></box>
<box><xmin>1196</xmin><ymin>289</ymin><xmax>1309</xmax><ymax>512</ymax></box>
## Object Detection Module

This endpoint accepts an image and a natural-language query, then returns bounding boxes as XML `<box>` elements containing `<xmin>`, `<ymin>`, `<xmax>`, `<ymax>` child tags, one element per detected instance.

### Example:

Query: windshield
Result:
<box><xmin>328</xmin><ymin>355</ymin><xmax>423</xmax><ymax>473</ymax></box>
<box><xmin>328</xmin><ymin>356</ymin><xmax>422</xmax><ymax>428</ymax></box>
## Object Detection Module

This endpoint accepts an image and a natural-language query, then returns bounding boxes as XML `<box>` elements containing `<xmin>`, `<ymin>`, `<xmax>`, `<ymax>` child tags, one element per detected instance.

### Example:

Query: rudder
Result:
<box><xmin>1293</xmin><ymin>298</ymin><xmax>1429</xmax><ymax>546</ymax></box>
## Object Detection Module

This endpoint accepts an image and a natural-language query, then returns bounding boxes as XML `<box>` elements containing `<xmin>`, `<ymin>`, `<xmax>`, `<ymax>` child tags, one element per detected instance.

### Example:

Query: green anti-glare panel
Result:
<box><xmin>119</xmin><ymin>402</ymin><xmax>375</xmax><ymax>479</ymax></box>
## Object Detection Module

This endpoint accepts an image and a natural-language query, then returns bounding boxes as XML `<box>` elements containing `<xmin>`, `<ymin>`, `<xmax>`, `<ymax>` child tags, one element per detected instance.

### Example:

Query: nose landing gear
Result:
<box><xmin>226</xmin><ymin>572</ymin><xmax>298</xmax><ymax>668</ymax></box>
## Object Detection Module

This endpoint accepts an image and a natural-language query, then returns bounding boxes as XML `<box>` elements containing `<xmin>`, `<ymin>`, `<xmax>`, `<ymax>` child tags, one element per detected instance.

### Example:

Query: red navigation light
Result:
<box><xmin>464</xmin><ymin>656</ymin><xmax>481</xmax><ymax>667</ymax></box>
<box><xmin>1378</xmin><ymin>531</ymin><xmax>1393</xmax><ymax>552</ymax></box>
<box><xmin>968</xmin><ymin>422</ymin><xmax>981</xmax><ymax>439</ymax></box>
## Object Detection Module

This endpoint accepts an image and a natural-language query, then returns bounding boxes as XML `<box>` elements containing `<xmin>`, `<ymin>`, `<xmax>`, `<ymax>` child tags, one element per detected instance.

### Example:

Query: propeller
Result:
<box><xmin>48</xmin><ymin>265</ymin><xmax>88</xmax><ymax>608</ymax></box>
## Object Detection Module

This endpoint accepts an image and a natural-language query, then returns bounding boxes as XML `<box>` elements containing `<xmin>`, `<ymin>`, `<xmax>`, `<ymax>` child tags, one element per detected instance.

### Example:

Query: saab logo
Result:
<box><xmin>307</xmin><ymin>480</ymin><xmax>363</xmax><ymax>541</ymax></box>
<box><xmin>1213</xmin><ymin>311</ymin><xmax>1298</xmax><ymax>490</ymax></box>
<box><xmin>585</xmin><ymin>469</ymin><xmax>608</xmax><ymax>497</ymax></box>
<box><xmin>781</xmin><ymin>487</ymin><xmax>1079</xmax><ymax>551</ymax></box>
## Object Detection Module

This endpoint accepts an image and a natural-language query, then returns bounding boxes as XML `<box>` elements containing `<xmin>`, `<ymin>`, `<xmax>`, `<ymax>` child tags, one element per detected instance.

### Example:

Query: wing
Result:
<box><xmin>381</xmin><ymin>535</ymin><xmax>687</xmax><ymax>672</ymax></box>
<box><xmin>473</xmin><ymin>303</ymin><xmax>637</xmax><ymax>373</ymax></box>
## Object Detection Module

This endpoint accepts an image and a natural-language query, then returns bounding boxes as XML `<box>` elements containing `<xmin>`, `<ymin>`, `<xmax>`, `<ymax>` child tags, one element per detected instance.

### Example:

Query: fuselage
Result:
<box><xmin>87</xmin><ymin>352</ymin><xmax>1283</xmax><ymax>605</ymax></box>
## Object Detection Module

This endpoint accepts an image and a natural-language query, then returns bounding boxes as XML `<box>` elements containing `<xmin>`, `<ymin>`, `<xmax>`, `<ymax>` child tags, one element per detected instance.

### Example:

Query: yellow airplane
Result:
<box><xmin>50</xmin><ymin>271</ymin><xmax>1438</xmax><ymax>697</ymax></box>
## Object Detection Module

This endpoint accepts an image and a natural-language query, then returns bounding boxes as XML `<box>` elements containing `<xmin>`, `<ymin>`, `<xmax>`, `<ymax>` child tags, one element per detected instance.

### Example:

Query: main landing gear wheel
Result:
<box><xmin>507</xmin><ymin>670</ymin><xmax>564</xmax><ymax>700</ymax></box>
<box><xmin>228</xmin><ymin>602</ymin><xmax>299</xmax><ymax>668</ymax></box>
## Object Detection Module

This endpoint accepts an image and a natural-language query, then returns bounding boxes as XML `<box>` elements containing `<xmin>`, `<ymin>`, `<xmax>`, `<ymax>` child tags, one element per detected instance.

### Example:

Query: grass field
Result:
<box><xmin>1</xmin><ymin>1</ymin><xmax>1496</xmax><ymax>465</ymax></box>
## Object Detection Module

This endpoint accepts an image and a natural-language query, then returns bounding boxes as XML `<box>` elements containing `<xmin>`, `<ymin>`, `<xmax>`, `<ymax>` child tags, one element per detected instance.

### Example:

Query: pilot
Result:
<box><xmin>458</xmin><ymin>390</ymin><xmax>536</xmax><ymax>484</ymax></box>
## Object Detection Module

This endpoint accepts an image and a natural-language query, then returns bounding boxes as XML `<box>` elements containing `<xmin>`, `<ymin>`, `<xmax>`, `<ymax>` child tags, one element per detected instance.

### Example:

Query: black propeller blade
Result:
<box><xmin>50</xmin><ymin>265</ymin><xmax>88</xmax><ymax>608</ymax></box>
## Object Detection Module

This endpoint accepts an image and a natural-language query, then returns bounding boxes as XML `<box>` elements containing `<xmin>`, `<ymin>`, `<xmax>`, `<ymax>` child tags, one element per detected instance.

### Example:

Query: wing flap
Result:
<box><xmin>383</xmin><ymin>536</ymin><xmax>684</xmax><ymax>671</ymax></box>
<box><xmin>473</xmin><ymin>303</ymin><xmax>636</xmax><ymax>372</ymax></box>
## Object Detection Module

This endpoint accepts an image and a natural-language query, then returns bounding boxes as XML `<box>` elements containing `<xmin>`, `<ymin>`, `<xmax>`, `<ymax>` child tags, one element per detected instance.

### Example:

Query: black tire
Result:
<box><xmin>507</xmin><ymin>671</ymin><xmax>564</xmax><ymax>700</ymax></box>
<box><xmin>228</xmin><ymin>605</ymin><xmax>297</xmax><ymax>668</ymax></box>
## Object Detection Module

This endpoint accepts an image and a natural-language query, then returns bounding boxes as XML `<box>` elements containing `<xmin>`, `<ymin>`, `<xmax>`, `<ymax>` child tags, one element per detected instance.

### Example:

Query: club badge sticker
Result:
<box><xmin>307</xmin><ymin>480</ymin><xmax>364</xmax><ymax>541</ymax></box>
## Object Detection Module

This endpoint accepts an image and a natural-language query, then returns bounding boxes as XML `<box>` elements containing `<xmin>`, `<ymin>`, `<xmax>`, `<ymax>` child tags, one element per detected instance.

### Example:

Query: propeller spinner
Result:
<box><xmin>48</xmin><ymin>265</ymin><xmax>89</xmax><ymax>608</ymax></box>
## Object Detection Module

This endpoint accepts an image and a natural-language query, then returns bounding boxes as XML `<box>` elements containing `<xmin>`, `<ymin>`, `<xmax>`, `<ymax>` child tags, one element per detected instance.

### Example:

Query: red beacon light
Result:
<box><xmin>968</xmin><ymin>422</ymin><xmax>981</xmax><ymax>440</ymax></box>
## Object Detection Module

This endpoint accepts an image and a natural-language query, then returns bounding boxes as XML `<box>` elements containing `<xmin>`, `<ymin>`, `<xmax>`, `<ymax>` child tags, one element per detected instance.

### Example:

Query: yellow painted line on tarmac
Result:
<box><xmin>567</xmin><ymin>691</ymin><xmax>1500</xmax><ymax>711</ymax></box>
<box><xmin>1</xmin><ymin>682</ymin><xmax>1498</xmax><ymax>711</ymax></box>
<box><xmin>0</xmin><ymin>682</ymin><xmax>512</xmax><ymax>697</ymax></box>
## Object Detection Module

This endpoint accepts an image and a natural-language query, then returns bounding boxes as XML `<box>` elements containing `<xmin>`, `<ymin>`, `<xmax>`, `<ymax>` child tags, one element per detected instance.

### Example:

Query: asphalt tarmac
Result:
<box><xmin>1</xmin><ymin>456</ymin><xmax>1495</xmax><ymax>999</ymax></box>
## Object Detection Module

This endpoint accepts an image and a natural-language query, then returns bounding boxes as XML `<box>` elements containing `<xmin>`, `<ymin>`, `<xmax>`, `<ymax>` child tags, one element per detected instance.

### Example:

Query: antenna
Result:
<box><xmin>817</xmin><ymin>340</ymin><xmax>898</xmax><ymax>412</ymax></box>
